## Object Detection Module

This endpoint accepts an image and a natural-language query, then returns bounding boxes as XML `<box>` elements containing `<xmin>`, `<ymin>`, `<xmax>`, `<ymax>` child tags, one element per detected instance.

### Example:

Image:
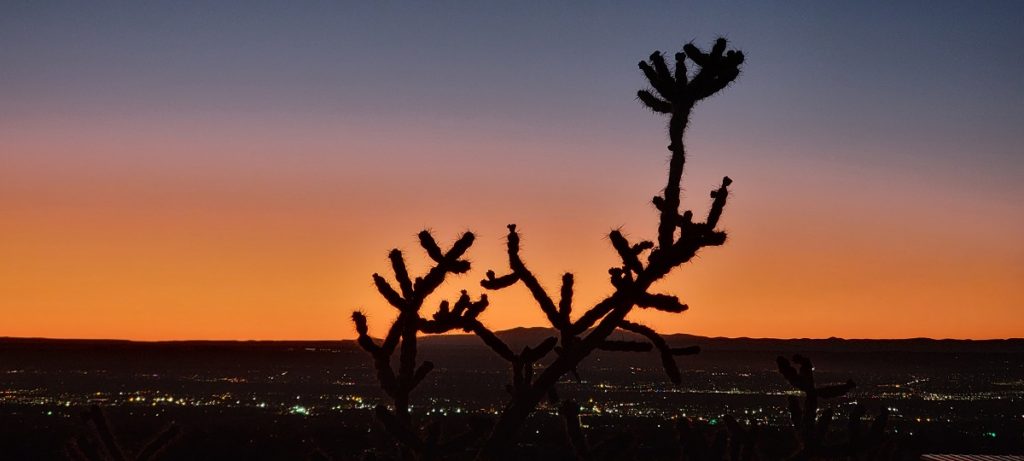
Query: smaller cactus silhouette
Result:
<box><xmin>776</xmin><ymin>355</ymin><xmax>889</xmax><ymax>460</ymax></box>
<box><xmin>352</xmin><ymin>230</ymin><xmax>502</xmax><ymax>458</ymax></box>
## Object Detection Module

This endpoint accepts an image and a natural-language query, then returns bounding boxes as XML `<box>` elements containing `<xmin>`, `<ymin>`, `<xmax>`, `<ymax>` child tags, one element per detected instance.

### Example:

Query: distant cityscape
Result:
<box><xmin>1</xmin><ymin>334</ymin><xmax>1022</xmax><ymax>458</ymax></box>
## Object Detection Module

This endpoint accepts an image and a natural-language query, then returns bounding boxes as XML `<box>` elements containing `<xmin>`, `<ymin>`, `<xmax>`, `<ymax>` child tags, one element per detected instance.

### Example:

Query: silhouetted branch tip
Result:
<box><xmin>418</xmin><ymin>230</ymin><xmax>444</xmax><ymax>262</ymax></box>
<box><xmin>372</xmin><ymin>273</ymin><xmax>405</xmax><ymax>310</ymax></box>
<box><xmin>481</xmin><ymin>269</ymin><xmax>519</xmax><ymax>290</ymax></box>
<box><xmin>351</xmin><ymin>311</ymin><xmax>382</xmax><ymax>354</ymax></box>
<box><xmin>637</xmin><ymin>89</ymin><xmax>672</xmax><ymax>113</ymax></box>
<box><xmin>558</xmin><ymin>272</ymin><xmax>574</xmax><ymax>323</ymax></box>
<box><xmin>638</xmin><ymin>293</ymin><xmax>689</xmax><ymax>313</ymax></box>
<box><xmin>351</xmin><ymin>311</ymin><xmax>369</xmax><ymax>334</ymax></box>
<box><xmin>610</xmin><ymin>230</ymin><xmax>644</xmax><ymax>274</ymax></box>
<box><xmin>388</xmin><ymin>249</ymin><xmax>414</xmax><ymax>298</ymax></box>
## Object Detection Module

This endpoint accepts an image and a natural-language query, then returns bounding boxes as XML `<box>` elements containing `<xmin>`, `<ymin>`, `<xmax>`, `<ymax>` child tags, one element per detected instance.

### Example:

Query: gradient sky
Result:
<box><xmin>2</xmin><ymin>1</ymin><xmax>1022</xmax><ymax>340</ymax></box>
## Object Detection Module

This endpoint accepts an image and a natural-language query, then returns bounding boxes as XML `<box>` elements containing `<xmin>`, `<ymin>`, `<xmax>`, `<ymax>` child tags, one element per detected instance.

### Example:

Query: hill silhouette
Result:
<box><xmin>418</xmin><ymin>327</ymin><xmax>1024</xmax><ymax>354</ymax></box>
<box><xmin>3</xmin><ymin>331</ymin><xmax>1021</xmax><ymax>354</ymax></box>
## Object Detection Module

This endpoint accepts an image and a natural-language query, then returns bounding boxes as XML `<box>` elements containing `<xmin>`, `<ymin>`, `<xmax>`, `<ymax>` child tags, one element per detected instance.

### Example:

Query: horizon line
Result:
<box><xmin>3</xmin><ymin>330</ymin><xmax>1022</xmax><ymax>344</ymax></box>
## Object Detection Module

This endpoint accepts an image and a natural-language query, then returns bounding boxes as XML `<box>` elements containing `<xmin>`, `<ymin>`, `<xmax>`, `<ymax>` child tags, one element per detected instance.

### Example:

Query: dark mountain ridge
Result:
<box><xmin>3</xmin><ymin>327</ymin><xmax>1022</xmax><ymax>354</ymax></box>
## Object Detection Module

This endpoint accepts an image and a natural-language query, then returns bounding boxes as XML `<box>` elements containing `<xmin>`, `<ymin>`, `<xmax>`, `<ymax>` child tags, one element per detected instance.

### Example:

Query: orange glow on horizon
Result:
<box><xmin>2</xmin><ymin>121</ymin><xmax>1021</xmax><ymax>342</ymax></box>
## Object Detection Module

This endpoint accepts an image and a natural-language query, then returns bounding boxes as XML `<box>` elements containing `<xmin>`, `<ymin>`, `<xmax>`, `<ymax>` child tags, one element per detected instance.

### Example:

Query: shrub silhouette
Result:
<box><xmin>352</xmin><ymin>37</ymin><xmax>745</xmax><ymax>460</ymax></box>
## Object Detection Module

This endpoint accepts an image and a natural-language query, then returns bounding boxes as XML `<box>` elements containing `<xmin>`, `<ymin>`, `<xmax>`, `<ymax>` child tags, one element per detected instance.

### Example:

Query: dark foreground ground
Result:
<box><xmin>1</xmin><ymin>332</ymin><xmax>1022</xmax><ymax>459</ymax></box>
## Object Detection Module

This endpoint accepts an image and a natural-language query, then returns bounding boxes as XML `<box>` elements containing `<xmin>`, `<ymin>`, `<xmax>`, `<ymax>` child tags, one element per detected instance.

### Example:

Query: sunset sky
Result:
<box><xmin>2</xmin><ymin>2</ymin><xmax>1022</xmax><ymax>341</ymax></box>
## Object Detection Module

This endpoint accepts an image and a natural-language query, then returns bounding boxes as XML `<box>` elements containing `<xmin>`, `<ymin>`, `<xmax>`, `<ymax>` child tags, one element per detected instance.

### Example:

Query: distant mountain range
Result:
<box><xmin>3</xmin><ymin>327</ymin><xmax>1022</xmax><ymax>353</ymax></box>
<box><xmin>417</xmin><ymin>327</ymin><xmax>1024</xmax><ymax>353</ymax></box>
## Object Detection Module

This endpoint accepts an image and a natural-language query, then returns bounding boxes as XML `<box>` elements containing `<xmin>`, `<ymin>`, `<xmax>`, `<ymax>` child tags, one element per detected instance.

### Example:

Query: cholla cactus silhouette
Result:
<box><xmin>351</xmin><ymin>37</ymin><xmax>744</xmax><ymax>460</ymax></box>
<box><xmin>65</xmin><ymin>405</ymin><xmax>180</xmax><ymax>461</ymax></box>
<box><xmin>776</xmin><ymin>355</ymin><xmax>889</xmax><ymax>460</ymax></box>
<box><xmin>476</xmin><ymin>37</ymin><xmax>743</xmax><ymax>460</ymax></box>
<box><xmin>349</xmin><ymin>231</ymin><xmax>491</xmax><ymax>459</ymax></box>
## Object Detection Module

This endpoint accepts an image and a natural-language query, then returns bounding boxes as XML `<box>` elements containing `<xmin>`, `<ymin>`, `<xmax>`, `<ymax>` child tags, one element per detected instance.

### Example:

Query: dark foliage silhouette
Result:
<box><xmin>777</xmin><ymin>355</ymin><xmax>891</xmax><ymax>460</ymax></box>
<box><xmin>352</xmin><ymin>38</ymin><xmax>744</xmax><ymax>460</ymax></box>
<box><xmin>66</xmin><ymin>405</ymin><xmax>180</xmax><ymax>461</ymax></box>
